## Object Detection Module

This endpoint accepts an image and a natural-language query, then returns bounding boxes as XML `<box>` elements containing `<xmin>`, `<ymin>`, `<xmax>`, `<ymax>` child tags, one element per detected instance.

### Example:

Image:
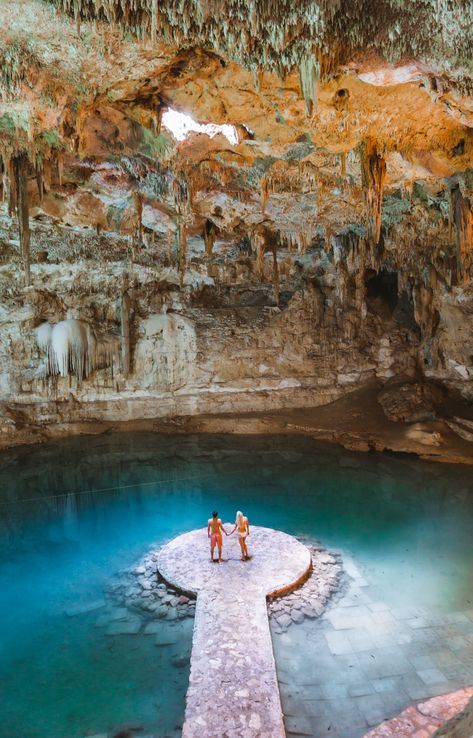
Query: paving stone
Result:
<box><xmin>443</xmin><ymin>612</ymin><xmax>471</xmax><ymax>625</ymax></box>
<box><xmin>370</xmin><ymin>676</ymin><xmax>402</xmax><ymax>693</ymax></box>
<box><xmin>324</xmin><ymin>630</ymin><xmax>354</xmax><ymax>655</ymax></box>
<box><xmin>409</xmin><ymin>654</ymin><xmax>437</xmax><ymax>670</ymax></box>
<box><xmin>284</xmin><ymin>715</ymin><xmax>314</xmax><ymax>735</ymax></box>
<box><xmin>65</xmin><ymin>599</ymin><xmax>106</xmax><ymax>617</ymax></box>
<box><xmin>368</xmin><ymin>602</ymin><xmax>391</xmax><ymax>613</ymax></box>
<box><xmin>407</xmin><ymin>617</ymin><xmax>432</xmax><ymax>629</ymax></box>
<box><xmin>95</xmin><ymin>607</ymin><xmax>129</xmax><ymax>626</ymax></box>
<box><xmin>356</xmin><ymin>694</ymin><xmax>388</xmax><ymax>726</ymax></box>
<box><xmin>327</xmin><ymin>605</ymin><xmax>374</xmax><ymax>631</ymax></box>
<box><xmin>143</xmin><ymin>621</ymin><xmax>165</xmax><ymax>634</ymax></box>
<box><xmin>349</xmin><ymin>683</ymin><xmax>376</xmax><ymax>698</ymax></box>
<box><xmin>357</xmin><ymin>646</ymin><xmax>413</xmax><ymax>679</ymax></box>
<box><xmin>321</xmin><ymin>682</ymin><xmax>349</xmax><ymax>700</ymax></box>
<box><xmin>105</xmin><ymin>616</ymin><xmax>142</xmax><ymax>635</ymax></box>
<box><xmin>417</xmin><ymin>667</ymin><xmax>448</xmax><ymax>685</ymax></box>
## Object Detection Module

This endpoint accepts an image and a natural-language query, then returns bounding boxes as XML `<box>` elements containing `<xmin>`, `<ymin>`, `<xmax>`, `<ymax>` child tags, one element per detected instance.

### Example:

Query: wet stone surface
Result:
<box><xmin>157</xmin><ymin>526</ymin><xmax>319</xmax><ymax>738</ymax></box>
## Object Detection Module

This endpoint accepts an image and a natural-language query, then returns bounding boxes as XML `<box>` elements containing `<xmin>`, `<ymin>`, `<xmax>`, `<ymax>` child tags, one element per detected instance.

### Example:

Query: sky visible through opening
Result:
<box><xmin>162</xmin><ymin>107</ymin><xmax>238</xmax><ymax>144</ymax></box>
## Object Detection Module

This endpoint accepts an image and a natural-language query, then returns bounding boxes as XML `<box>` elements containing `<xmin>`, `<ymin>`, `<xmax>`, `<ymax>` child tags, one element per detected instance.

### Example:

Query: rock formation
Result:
<box><xmin>0</xmin><ymin>0</ymin><xmax>472</xmax><ymax>456</ymax></box>
<box><xmin>433</xmin><ymin>696</ymin><xmax>473</xmax><ymax>738</ymax></box>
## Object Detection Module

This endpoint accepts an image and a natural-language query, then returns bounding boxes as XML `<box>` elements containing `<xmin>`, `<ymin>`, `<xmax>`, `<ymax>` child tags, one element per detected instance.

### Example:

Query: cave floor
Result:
<box><xmin>274</xmin><ymin>553</ymin><xmax>473</xmax><ymax>738</ymax></box>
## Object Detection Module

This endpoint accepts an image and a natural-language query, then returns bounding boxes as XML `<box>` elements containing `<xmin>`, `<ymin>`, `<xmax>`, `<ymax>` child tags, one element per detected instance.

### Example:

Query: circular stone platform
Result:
<box><xmin>157</xmin><ymin>526</ymin><xmax>311</xmax><ymax>738</ymax></box>
<box><xmin>157</xmin><ymin>524</ymin><xmax>312</xmax><ymax>598</ymax></box>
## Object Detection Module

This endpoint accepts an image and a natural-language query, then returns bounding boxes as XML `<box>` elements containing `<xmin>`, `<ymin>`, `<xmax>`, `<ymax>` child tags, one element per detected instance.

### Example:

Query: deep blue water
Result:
<box><xmin>1</xmin><ymin>433</ymin><xmax>473</xmax><ymax>737</ymax></box>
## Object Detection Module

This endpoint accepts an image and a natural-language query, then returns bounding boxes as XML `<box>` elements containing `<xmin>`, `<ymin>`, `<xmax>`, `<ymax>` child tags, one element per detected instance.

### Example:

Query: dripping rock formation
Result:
<box><xmin>0</xmin><ymin>0</ymin><xmax>472</xmax><ymax>465</ymax></box>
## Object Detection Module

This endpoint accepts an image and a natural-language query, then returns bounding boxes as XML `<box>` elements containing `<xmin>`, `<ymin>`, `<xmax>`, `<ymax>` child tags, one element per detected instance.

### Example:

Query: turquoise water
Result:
<box><xmin>1</xmin><ymin>433</ymin><xmax>473</xmax><ymax>738</ymax></box>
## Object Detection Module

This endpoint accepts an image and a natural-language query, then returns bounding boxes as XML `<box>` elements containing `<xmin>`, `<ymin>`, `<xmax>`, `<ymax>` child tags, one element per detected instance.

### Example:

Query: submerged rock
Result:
<box><xmin>155</xmin><ymin>631</ymin><xmax>178</xmax><ymax>646</ymax></box>
<box><xmin>105</xmin><ymin>617</ymin><xmax>142</xmax><ymax>635</ymax></box>
<box><xmin>65</xmin><ymin>599</ymin><xmax>106</xmax><ymax>617</ymax></box>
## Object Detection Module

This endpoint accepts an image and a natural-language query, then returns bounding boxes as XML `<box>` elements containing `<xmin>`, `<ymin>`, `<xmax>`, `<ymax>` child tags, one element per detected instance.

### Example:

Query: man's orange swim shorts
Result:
<box><xmin>210</xmin><ymin>533</ymin><xmax>222</xmax><ymax>547</ymax></box>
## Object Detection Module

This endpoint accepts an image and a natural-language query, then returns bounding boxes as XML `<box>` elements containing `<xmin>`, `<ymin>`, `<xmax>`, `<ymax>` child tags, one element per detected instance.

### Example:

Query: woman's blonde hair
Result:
<box><xmin>235</xmin><ymin>510</ymin><xmax>244</xmax><ymax>527</ymax></box>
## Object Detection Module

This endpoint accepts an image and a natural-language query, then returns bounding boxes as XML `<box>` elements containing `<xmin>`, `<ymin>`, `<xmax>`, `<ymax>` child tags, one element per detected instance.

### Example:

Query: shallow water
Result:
<box><xmin>1</xmin><ymin>433</ymin><xmax>473</xmax><ymax>738</ymax></box>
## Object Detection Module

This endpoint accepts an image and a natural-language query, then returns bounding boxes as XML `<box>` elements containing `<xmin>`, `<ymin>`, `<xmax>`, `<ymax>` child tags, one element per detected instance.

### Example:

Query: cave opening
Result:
<box><xmin>365</xmin><ymin>269</ymin><xmax>399</xmax><ymax>314</ymax></box>
<box><xmin>162</xmin><ymin>107</ymin><xmax>238</xmax><ymax>144</ymax></box>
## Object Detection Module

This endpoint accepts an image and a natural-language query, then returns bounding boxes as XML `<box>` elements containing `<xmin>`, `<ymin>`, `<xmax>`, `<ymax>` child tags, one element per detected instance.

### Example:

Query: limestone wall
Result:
<box><xmin>0</xmin><ymin>249</ymin><xmax>420</xmax><ymax>436</ymax></box>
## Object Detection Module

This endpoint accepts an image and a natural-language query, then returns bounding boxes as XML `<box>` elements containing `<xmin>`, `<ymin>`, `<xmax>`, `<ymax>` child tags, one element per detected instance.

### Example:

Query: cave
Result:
<box><xmin>1</xmin><ymin>2</ymin><xmax>473</xmax><ymax>738</ymax></box>
<box><xmin>365</xmin><ymin>269</ymin><xmax>399</xmax><ymax>314</ymax></box>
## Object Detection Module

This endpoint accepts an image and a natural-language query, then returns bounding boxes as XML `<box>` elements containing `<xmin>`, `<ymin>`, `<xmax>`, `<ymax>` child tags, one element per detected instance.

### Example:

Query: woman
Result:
<box><xmin>230</xmin><ymin>510</ymin><xmax>250</xmax><ymax>560</ymax></box>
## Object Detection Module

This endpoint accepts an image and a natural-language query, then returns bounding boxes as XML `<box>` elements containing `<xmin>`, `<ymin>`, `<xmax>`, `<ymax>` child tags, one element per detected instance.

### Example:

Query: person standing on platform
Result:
<box><xmin>207</xmin><ymin>510</ymin><xmax>227</xmax><ymax>562</ymax></box>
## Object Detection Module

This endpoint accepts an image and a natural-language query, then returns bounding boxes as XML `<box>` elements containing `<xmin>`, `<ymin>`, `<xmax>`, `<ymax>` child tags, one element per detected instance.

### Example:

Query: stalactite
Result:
<box><xmin>57</xmin><ymin>152</ymin><xmax>64</xmax><ymax>187</ymax></box>
<box><xmin>43</xmin><ymin>157</ymin><xmax>52</xmax><ymax>193</ymax></box>
<box><xmin>253</xmin><ymin>229</ymin><xmax>266</xmax><ymax>278</ymax></box>
<box><xmin>35</xmin><ymin>319</ymin><xmax>118</xmax><ymax>381</ymax></box>
<box><xmin>120</xmin><ymin>290</ymin><xmax>131</xmax><ymax>377</ymax></box>
<box><xmin>450</xmin><ymin>184</ymin><xmax>473</xmax><ymax>282</ymax></box>
<box><xmin>354</xmin><ymin>238</ymin><xmax>367</xmax><ymax>321</ymax></box>
<box><xmin>360</xmin><ymin>139</ymin><xmax>386</xmax><ymax>245</ymax></box>
<box><xmin>177</xmin><ymin>219</ymin><xmax>187</xmax><ymax>287</ymax></box>
<box><xmin>261</xmin><ymin>175</ymin><xmax>269</xmax><ymax>214</ymax></box>
<box><xmin>35</xmin><ymin>159</ymin><xmax>44</xmax><ymax>202</ymax></box>
<box><xmin>336</xmin><ymin>258</ymin><xmax>348</xmax><ymax>304</ymax></box>
<box><xmin>154</xmin><ymin>104</ymin><xmax>163</xmax><ymax>135</ymax></box>
<box><xmin>133</xmin><ymin>191</ymin><xmax>143</xmax><ymax>245</ymax></box>
<box><xmin>7</xmin><ymin>158</ymin><xmax>16</xmax><ymax>216</ymax></box>
<box><xmin>413</xmin><ymin>284</ymin><xmax>435</xmax><ymax>339</ymax></box>
<box><xmin>36</xmin><ymin>322</ymin><xmax>53</xmax><ymax>371</ymax></box>
<box><xmin>150</xmin><ymin>0</ymin><xmax>158</xmax><ymax>46</ymax></box>
<box><xmin>1</xmin><ymin>156</ymin><xmax>10</xmax><ymax>205</ymax></box>
<box><xmin>74</xmin><ymin>4</ymin><xmax>81</xmax><ymax>36</ymax></box>
<box><xmin>272</xmin><ymin>242</ymin><xmax>279</xmax><ymax>305</ymax></box>
<box><xmin>203</xmin><ymin>218</ymin><xmax>216</xmax><ymax>256</ymax></box>
<box><xmin>299</xmin><ymin>53</ymin><xmax>320</xmax><ymax>116</ymax></box>
<box><xmin>341</xmin><ymin>151</ymin><xmax>347</xmax><ymax>177</ymax></box>
<box><xmin>13</xmin><ymin>153</ymin><xmax>31</xmax><ymax>287</ymax></box>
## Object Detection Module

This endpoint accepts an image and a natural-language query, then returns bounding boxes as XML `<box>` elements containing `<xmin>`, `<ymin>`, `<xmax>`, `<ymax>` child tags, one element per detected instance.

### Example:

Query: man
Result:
<box><xmin>207</xmin><ymin>510</ymin><xmax>227</xmax><ymax>562</ymax></box>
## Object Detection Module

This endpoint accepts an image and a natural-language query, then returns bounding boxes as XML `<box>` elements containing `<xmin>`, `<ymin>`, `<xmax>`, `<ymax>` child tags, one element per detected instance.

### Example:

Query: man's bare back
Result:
<box><xmin>208</xmin><ymin>517</ymin><xmax>224</xmax><ymax>535</ymax></box>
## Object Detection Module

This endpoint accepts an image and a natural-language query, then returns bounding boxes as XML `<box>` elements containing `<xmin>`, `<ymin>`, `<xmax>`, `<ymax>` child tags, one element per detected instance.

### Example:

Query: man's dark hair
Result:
<box><xmin>212</xmin><ymin>510</ymin><xmax>218</xmax><ymax>518</ymax></box>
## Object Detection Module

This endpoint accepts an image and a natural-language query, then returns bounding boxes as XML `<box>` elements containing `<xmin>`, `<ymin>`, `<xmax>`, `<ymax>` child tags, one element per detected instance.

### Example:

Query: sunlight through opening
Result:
<box><xmin>162</xmin><ymin>108</ymin><xmax>238</xmax><ymax>144</ymax></box>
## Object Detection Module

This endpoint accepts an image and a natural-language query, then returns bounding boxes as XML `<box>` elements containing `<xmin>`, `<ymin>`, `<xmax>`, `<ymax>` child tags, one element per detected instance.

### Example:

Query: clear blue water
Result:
<box><xmin>1</xmin><ymin>433</ymin><xmax>473</xmax><ymax>738</ymax></box>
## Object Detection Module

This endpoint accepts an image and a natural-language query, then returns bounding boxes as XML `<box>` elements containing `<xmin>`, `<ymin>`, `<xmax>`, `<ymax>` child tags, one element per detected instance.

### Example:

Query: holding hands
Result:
<box><xmin>207</xmin><ymin>510</ymin><xmax>250</xmax><ymax>563</ymax></box>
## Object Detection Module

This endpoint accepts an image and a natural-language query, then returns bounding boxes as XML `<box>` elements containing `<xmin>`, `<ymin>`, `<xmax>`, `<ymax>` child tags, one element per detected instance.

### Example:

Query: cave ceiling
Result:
<box><xmin>0</xmin><ymin>0</ymin><xmax>472</xmax><ymax>266</ymax></box>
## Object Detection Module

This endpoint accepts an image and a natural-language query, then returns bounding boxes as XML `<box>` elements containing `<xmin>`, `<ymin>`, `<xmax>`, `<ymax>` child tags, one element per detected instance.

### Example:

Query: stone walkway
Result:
<box><xmin>157</xmin><ymin>526</ymin><xmax>311</xmax><ymax>738</ymax></box>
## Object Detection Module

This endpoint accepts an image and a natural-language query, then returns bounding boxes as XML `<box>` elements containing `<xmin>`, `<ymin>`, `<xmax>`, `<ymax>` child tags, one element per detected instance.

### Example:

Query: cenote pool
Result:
<box><xmin>1</xmin><ymin>433</ymin><xmax>473</xmax><ymax>738</ymax></box>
